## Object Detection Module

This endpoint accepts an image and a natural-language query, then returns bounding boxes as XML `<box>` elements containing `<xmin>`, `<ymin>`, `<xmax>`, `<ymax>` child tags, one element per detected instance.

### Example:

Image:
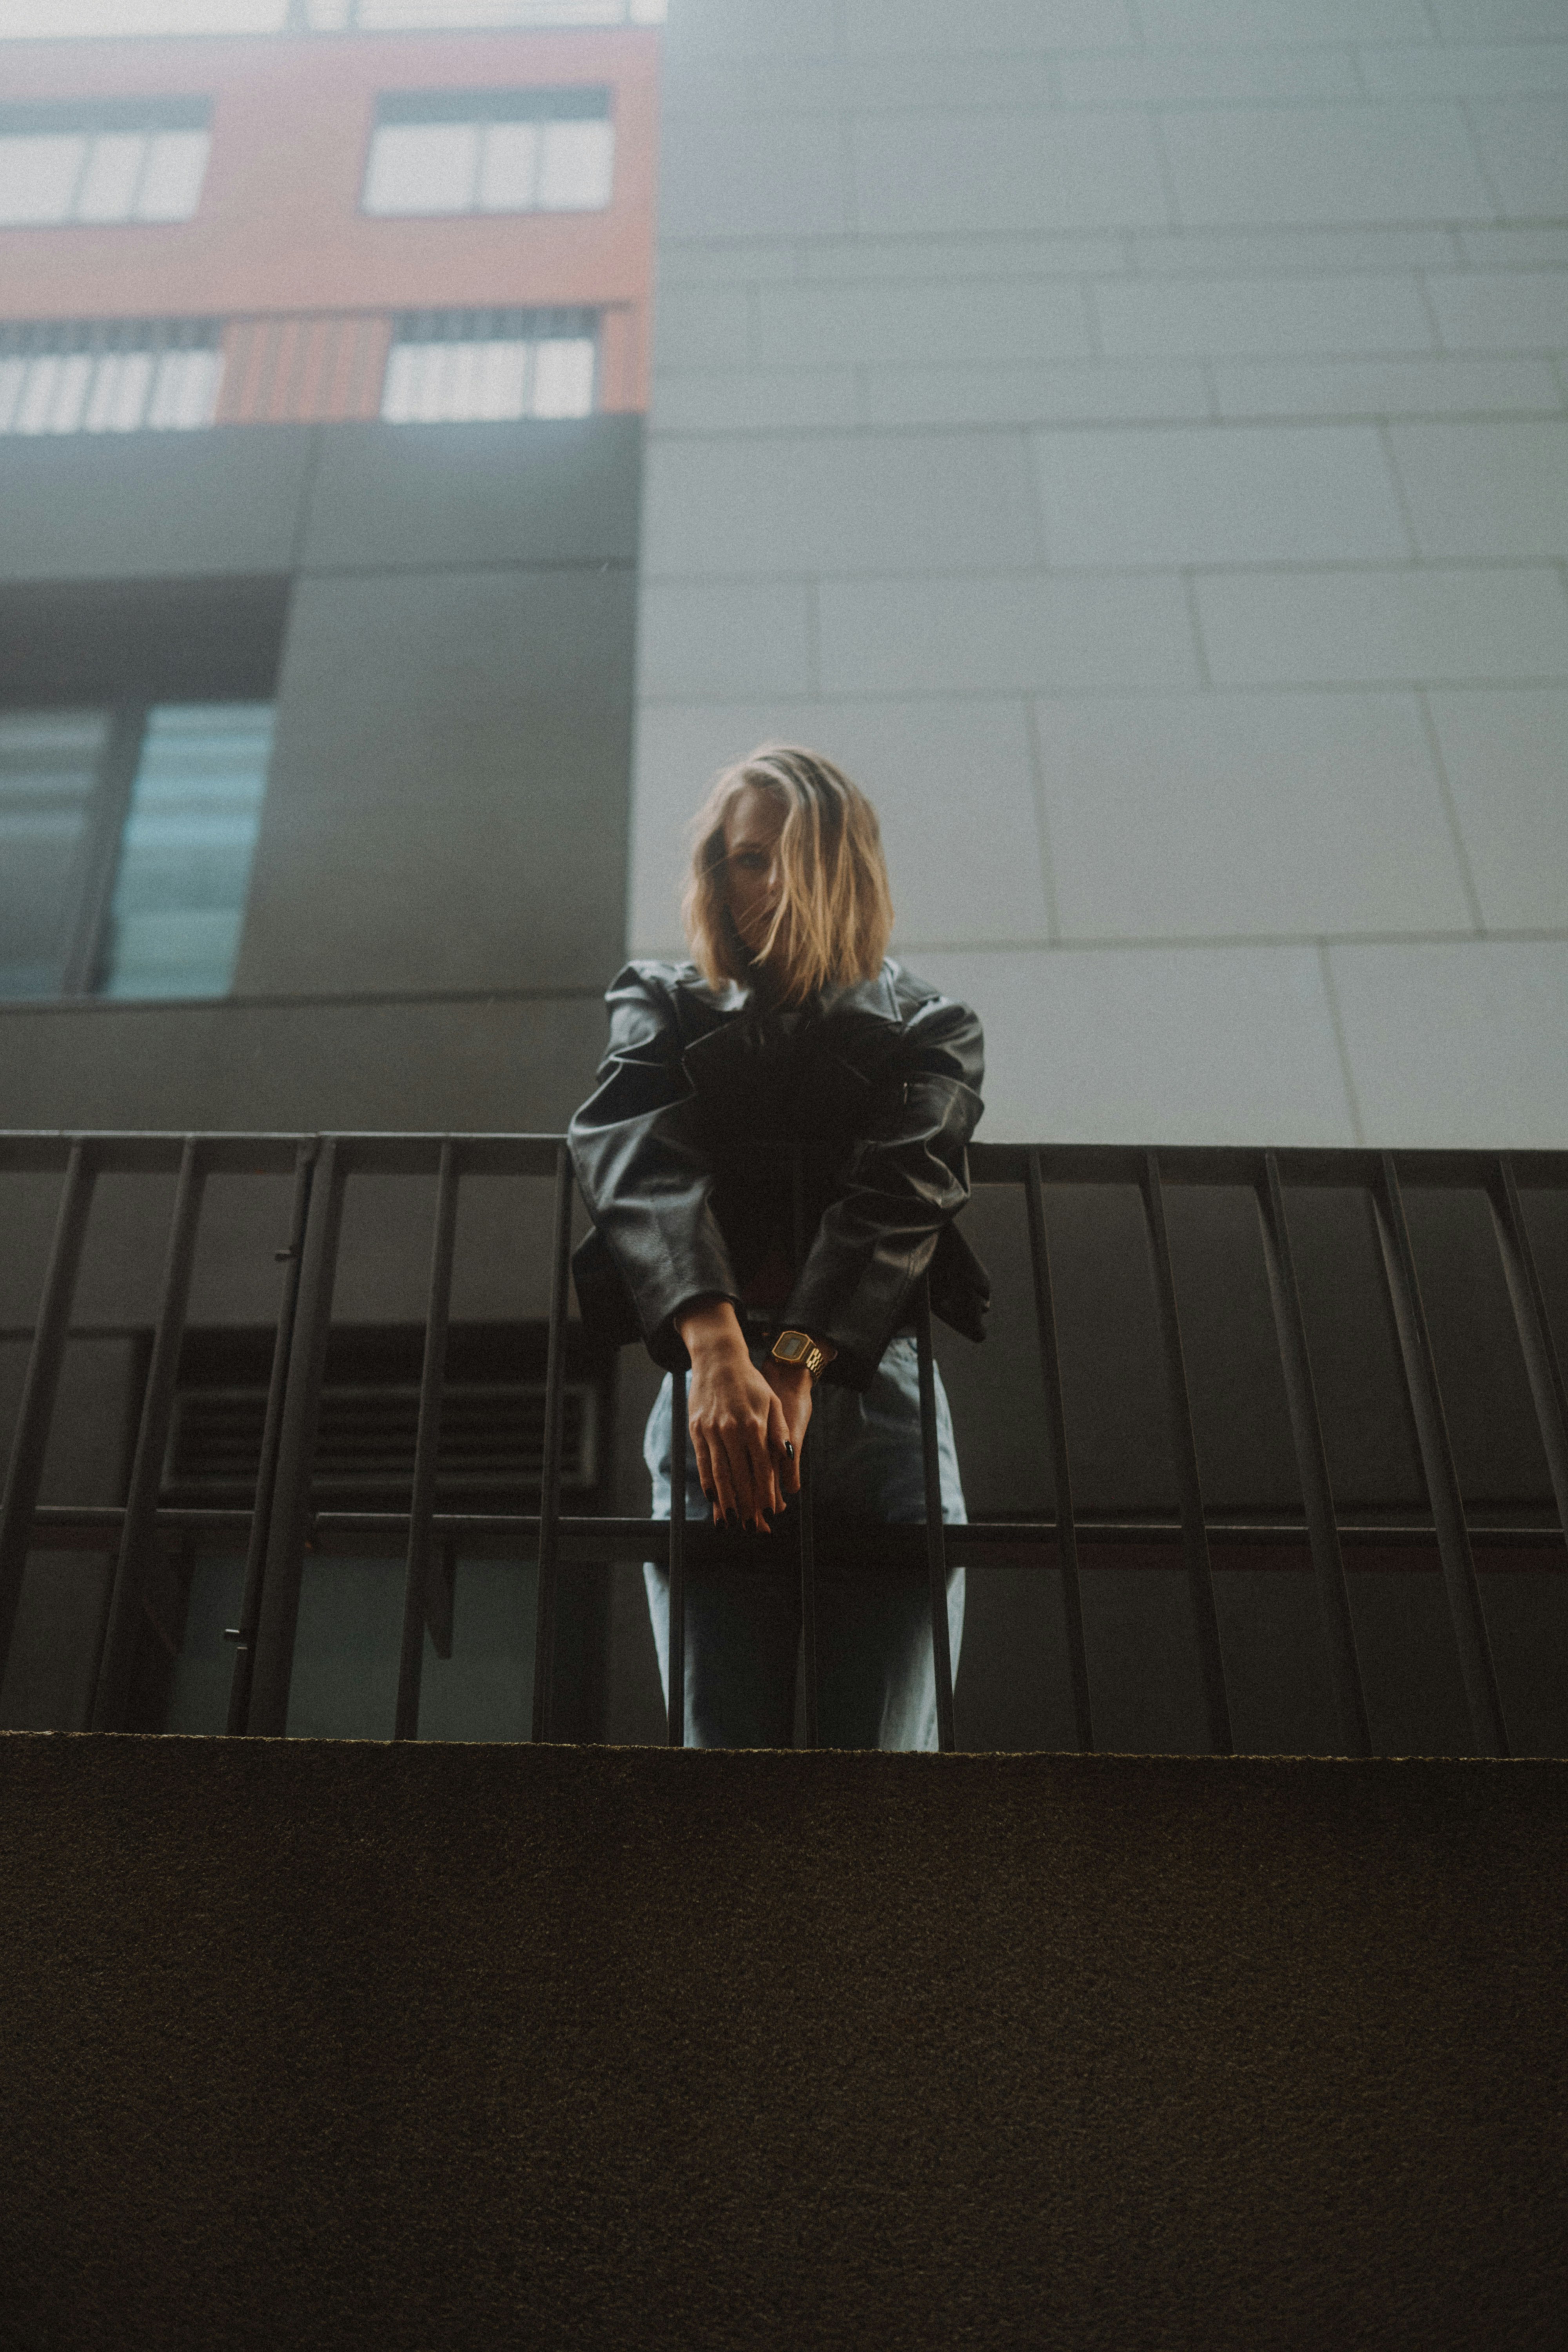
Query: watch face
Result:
<box><xmin>775</xmin><ymin>1331</ymin><xmax>808</xmax><ymax>1362</ymax></box>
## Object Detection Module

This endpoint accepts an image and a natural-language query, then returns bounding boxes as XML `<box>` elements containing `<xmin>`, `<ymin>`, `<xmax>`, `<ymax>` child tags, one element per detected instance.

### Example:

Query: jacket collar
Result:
<box><xmin>816</xmin><ymin>962</ymin><xmax>904</xmax><ymax>1026</ymax></box>
<box><xmin>676</xmin><ymin>959</ymin><xmax>904</xmax><ymax>1033</ymax></box>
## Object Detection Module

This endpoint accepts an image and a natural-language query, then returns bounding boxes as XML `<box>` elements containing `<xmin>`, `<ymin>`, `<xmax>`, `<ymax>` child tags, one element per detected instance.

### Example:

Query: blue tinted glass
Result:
<box><xmin>0</xmin><ymin>708</ymin><xmax>110</xmax><ymax>998</ymax></box>
<box><xmin>98</xmin><ymin>701</ymin><xmax>272</xmax><ymax>1000</ymax></box>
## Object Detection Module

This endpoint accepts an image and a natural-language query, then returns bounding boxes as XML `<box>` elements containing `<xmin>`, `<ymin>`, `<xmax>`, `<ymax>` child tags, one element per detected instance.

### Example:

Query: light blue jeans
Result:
<box><xmin>644</xmin><ymin>1334</ymin><xmax>966</xmax><ymax>1751</ymax></box>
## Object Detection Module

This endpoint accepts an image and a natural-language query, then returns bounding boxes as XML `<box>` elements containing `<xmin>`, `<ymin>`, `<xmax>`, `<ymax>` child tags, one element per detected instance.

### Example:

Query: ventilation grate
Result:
<box><xmin>164</xmin><ymin>1380</ymin><xmax>598</xmax><ymax>1499</ymax></box>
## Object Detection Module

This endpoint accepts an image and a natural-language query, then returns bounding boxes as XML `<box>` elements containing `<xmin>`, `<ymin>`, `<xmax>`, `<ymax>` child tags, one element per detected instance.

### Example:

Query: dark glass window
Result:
<box><xmin>0</xmin><ymin>701</ymin><xmax>272</xmax><ymax>1001</ymax></box>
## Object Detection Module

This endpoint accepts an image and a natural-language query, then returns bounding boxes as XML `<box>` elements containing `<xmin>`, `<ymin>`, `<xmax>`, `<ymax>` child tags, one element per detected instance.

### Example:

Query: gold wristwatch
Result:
<box><xmin>770</xmin><ymin>1328</ymin><xmax>836</xmax><ymax>1383</ymax></box>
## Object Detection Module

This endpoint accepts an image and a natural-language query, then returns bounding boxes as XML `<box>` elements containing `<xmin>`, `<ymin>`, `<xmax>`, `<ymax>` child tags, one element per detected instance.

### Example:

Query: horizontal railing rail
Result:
<box><xmin>1</xmin><ymin>1131</ymin><xmax>1565</xmax><ymax>1758</ymax></box>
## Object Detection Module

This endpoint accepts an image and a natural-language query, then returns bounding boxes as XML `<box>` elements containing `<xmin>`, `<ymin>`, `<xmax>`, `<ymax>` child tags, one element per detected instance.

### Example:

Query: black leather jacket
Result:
<box><xmin>568</xmin><ymin>957</ymin><xmax>988</xmax><ymax>1390</ymax></box>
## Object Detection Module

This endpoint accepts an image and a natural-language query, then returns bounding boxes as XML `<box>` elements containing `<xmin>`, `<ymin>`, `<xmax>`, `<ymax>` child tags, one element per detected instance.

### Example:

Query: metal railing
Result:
<box><xmin>1</xmin><ymin>1131</ymin><xmax>1565</xmax><ymax>1756</ymax></box>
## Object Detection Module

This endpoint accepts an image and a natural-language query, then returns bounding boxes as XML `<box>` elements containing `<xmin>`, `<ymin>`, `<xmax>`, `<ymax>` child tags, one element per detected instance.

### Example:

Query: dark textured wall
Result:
<box><xmin>1</xmin><ymin>1734</ymin><xmax>1563</xmax><ymax>2352</ymax></box>
<box><xmin>238</xmin><ymin>565</ymin><xmax>635</xmax><ymax>998</ymax></box>
<box><xmin>0</xmin><ymin>425</ymin><xmax>316</xmax><ymax>583</ymax></box>
<box><xmin>0</xmin><ymin>993</ymin><xmax>606</xmax><ymax>1133</ymax></box>
<box><xmin>0</xmin><ymin>414</ymin><xmax>641</xmax><ymax>1134</ymax></box>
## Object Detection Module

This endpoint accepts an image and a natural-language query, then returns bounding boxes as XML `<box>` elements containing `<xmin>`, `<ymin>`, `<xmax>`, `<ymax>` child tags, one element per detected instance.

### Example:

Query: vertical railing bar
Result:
<box><xmin>1139</xmin><ymin>1150</ymin><xmax>1232</xmax><ymax>1757</ymax></box>
<box><xmin>1490</xmin><ymin>1155</ymin><xmax>1568</xmax><ymax>1550</ymax></box>
<box><xmin>226</xmin><ymin>1143</ymin><xmax>316</xmax><ymax>1736</ymax></box>
<box><xmin>244</xmin><ymin>1137</ymin><xmax>347</xmax><ymax>1739</ymax></box>
<box><xmin>530</xmin><ymin>1143</ymin><xmax>573</xmax><ymax>1744</ymax></box>
<box><xmin>1022</xmin><ymin>1151</ymin><xmax>1093</xmax><ymax>1754</ymax></box>
<box><xmin>1372</xmin><ymin>1152</ymin><xmax>1508</xmax><ymax>1757</ymax></box>
<box><xmin>667</xmin><ymin>1365</ymin><xmax>687</xmax><ymax>1749</ymax></box>
<box><xmin>914</xmin><ymin>1276</ymin><xmax>956</xmax><ymax>1755</ymax></box>
<box><xmin>90</xmin><ymin>1137</ymin><xmax>208</xmax><ymax>1731</ymax></box>
<box><xmin>1256</xmin><ymin>1152</ymin><xmax>1372</xmax><ymax>1758</ymax></box>
<box><xmin>394</xmin><ymin>1140</ymin><xmax>460</xmax><ymax>1743</ymax></box>
<box><xmin>791</xmin><ymin>1146</ymin><xmax>820</xmax><ymax>1751</ymax></box>
<box><xmin>0</xmin><ymin>1141</ymin><xmax>97</xmax><ymax>1690</ymax></box>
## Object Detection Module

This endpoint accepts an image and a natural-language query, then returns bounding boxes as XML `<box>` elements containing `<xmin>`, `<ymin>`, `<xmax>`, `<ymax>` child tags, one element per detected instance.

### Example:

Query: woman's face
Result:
<box><xmin>722</xmin><ymin>783</ymin><xmax>787</xmax><ymax>962</ymax></box>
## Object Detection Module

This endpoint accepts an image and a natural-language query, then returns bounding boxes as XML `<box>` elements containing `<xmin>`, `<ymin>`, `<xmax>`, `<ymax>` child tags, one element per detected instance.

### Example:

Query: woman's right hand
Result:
<box><xmin>675</xmin><ymin>1298</ymin><xmax>790</xmax><ymax>1532</ymax></box>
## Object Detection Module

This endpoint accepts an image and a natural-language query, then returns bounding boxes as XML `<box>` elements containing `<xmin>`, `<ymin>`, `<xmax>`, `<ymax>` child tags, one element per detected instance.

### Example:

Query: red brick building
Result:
<box><xmin>0</xmin><ymin>15</ymin><xmax>659</xmax><ymax>423</ymax></box>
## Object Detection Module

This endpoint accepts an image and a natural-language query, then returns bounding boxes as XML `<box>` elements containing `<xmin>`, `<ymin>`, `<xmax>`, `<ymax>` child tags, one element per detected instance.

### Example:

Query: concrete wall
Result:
<box><xmin>0</xmin><ymin>413</ymin><xmax>641</xmax><ymax>1134</ymax></box>
<box><xmin>632</xmin><ymin>0</ymin><xmax>1568</xmax><ymax>1148</ymax></box>
<box><xmin>6</xmin><ymin>1736</ymin><xmax>1565</xmax><ymax>2350</ymax></box>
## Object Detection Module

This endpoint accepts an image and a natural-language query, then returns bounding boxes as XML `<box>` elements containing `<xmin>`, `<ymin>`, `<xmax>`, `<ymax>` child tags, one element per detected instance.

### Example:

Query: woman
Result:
<box><xmin>568</xmin><ymin>746</ymin><xmax>987</xmax><ymax>1749</ymax></box>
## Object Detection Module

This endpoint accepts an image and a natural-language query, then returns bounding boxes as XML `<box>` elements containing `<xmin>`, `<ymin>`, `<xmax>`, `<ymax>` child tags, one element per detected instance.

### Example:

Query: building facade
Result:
<box><xmin>1</xmin><ymin>0</ymin><xmax>1565</xmax><ymax>1753</ymax></box>
<box><xmin>0</xmin><ymin>5</ymin><xmax>658</xmax><ymax>1136</ymax></box>
<box><xmin>0</xmin><ymin>3</ymin><xmax>664</xmax><ymax>1742</ymax></box>
<box><xmin>633</xmin><ymin>0</ymin><xmax>1568</xmax><ymax>1153</ymax></box>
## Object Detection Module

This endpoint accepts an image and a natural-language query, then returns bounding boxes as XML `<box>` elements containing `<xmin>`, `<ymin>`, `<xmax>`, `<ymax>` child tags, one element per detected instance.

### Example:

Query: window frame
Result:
<box><xmin>47</xmin><ymin>703</ymin><xmax>145</xmax><ymax>998</ymax></box>
<box><xmin>380</xmin><ymin>307</ymin><xmax>599</xmax><ymax>423</ymax></box>
<box><xmin>0</xmin><ymin>99</ymin><xmax>212</xmax><ymax>230</ymax></box>
<box><xmin>0</xmin><ymin>697</ymin><xmax>274</xmax><ymax>1005</ymax></box>
<box><xmin>0</xmin><ymin>319</ymin><xmax>224</xmax><ymax>438</ymax></box>
<box><xmin>360</xmin><ymin>85</ymin><xmax>614</xmax><ymax>222</ymax></box>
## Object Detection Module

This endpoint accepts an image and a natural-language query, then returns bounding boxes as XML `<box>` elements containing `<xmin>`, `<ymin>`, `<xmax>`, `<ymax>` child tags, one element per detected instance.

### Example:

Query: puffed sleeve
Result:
<box><xmin>567</xmin><ymin>964</ymin><xmax>742</xmax><ymax>1364</ymax></box>
<box><xmin>781</xmin><ymin>987</ymin><xmax>985</xmax><ymax>1387</ymax></box>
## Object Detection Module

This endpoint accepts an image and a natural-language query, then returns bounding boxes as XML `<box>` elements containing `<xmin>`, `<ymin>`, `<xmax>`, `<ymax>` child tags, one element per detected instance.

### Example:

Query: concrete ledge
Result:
<box><xmin>2</xmin><ymin>1735</ymin><xmax>1563</xmax><ymax>2350</ymax></box>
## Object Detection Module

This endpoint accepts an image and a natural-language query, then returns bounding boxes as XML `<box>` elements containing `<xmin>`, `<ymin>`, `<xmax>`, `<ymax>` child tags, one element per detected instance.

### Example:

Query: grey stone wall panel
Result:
<box><xmin>639</xmin><ymin>0</ymin><xmax>1566</xmax><ymax>1146</ymax></box>
<box><xmin>236</xmin><ymin>563</ymin><xmax>634</xmax><ymax>998</ymax></box>
<box><xmin>0</xmin><ymin>427</ymin><xmax>313</xmax><ymax>584</ymax></box>
<box><xmin>299</xmin><ymin>416</ymin><xmax>642</xmax><ymax>574</ymax></box>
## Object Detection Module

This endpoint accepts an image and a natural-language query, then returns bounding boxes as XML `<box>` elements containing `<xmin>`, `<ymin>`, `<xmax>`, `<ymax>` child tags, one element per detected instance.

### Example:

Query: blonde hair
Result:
<box><xmin>682</xmin><ymin>745</ymin><xmax>895</xmax><ymax>1004</ymax></box>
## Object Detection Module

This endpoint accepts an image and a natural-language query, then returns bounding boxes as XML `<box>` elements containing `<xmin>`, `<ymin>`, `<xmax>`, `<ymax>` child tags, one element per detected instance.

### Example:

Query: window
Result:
<box><xmin>0</xmin><ymin>702</ymin><xmax>271</xmax><ymax>1001</ymax></box>
<box><xmin>363</xmin><ymin>89</ymin><xmax>613</xmax><ymax>218</ymax></box>
<box><xmin>0</xmin><ymin>3</ymin><xmax>663</xmax><ymax>30</ymax></box>
<box><xmin>381</xmin><ymin>309</ymin><xmax>597</xmax><ymax>422</ymax></box>
<box><xmin>329</xmin><ymin>0</ymin><xmax>664</xmax><ymax>22</ymax></box>
<box><xmin>0</xmin><ymin>320</ymin><xmax>222</xmax><ymax>436</ymax></box>
<box><xmin>0</xmin><ymin>102</ymin><xmax>209</xmax><ymax>227</ymax></box>
<box><xmin>0</xmin><ymin>710</ymin><xmax>112</xmax><ymax>998</ymax></box>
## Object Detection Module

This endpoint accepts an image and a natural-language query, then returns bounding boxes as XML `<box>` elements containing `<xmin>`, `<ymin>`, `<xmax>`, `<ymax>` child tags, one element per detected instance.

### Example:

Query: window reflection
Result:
<box><xmin>0</xmin><ymin>710</ymin><xmax>111</xmax><ymax>998</ymax></box>
<box><xmin>98</xmin><ymin>703</ymin><xmax>272</xmax><ymax>1000</ymax></box>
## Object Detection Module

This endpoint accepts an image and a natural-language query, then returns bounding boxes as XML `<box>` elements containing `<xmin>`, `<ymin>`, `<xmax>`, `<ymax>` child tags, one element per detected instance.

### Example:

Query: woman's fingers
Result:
<box><xmin>684</xmin><ymin>1350</ymin><xmax>793</xmax><ymax>1532</ymax></box>
<box><xmin>740</xmin><ymin>1414</ymin><xmax>779</xmax><ymax>1529</ymax></box>
<box><xmin>701</xmin><ymin>1413</ymin><xmax>780</xmax><ymax>1530</ymax></box>
<box><xmin>707</xmin><ymin>1426</ymin><xmax>742</xmax><ymax>1525</ymax></box>
<box><xmin>760</xmin><ymin>1363</ymin><xmax>813</xmax><ymax>1497</ymax></box>
<box><xmin>747</xmin><ymin>1410</ymin><xmax>782</xmax><ymax>1522</ymax></box>
<box><xmin>718</xmin><ymin>1419</ymin><xmax>764</xmax><ymax>1530</ymax></box>
<box><xmin>693</xmin><ymin>1416</ymin><xmax>746</xmax><ymax>1526</ymax></box>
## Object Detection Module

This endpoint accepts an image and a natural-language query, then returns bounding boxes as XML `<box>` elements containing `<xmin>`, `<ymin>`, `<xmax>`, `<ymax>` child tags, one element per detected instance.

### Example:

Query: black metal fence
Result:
<box><xmin>1</xmin><ymin>1131</ymin><xmax>1565</xmax><ymax>1757</ymax></box>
